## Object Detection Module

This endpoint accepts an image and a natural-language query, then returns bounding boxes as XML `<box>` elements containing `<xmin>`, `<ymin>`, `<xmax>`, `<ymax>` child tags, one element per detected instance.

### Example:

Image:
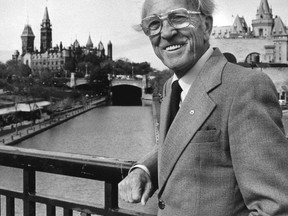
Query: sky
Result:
<box><xmin>0</xmin><ymin>0</ymin><xmax>288</xmax><ymax>70</ymax></box>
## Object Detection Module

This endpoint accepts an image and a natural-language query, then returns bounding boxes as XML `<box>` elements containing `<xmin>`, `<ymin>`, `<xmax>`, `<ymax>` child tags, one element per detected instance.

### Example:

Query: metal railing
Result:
<box><xmin>0</xmin><ymin>145</ymin><xmax>155</xmax><ymax>216</ymax></box>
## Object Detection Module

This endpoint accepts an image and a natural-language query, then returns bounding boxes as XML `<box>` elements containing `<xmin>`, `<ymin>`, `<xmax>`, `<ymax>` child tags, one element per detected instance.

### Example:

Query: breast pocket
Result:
<box><xmin>191</xmin><ymin>129</ymin><xmax>220</xmax><ymax>143</ymax></box>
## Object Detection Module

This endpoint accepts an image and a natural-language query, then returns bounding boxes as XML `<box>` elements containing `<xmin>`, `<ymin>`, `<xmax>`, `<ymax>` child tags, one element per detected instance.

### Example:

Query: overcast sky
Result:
<box><xmin>0</xmin><ymin>0</ymin><xmax>288</xmax><ymax>70</ymax></box>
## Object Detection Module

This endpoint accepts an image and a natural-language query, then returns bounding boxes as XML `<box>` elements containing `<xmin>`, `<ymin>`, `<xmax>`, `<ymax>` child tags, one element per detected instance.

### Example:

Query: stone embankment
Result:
<box><xmin>0</xmin><ymin>97</ymin><xmax>107</xmax><ymax>145</ymax></box>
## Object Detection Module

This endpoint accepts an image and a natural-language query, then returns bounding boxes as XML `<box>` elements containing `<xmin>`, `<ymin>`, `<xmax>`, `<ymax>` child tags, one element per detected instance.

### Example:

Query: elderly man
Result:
<box><xmin>119</xmin><ymin>0</ymin><xmax>288</xmax><ymax>215</ymax></box>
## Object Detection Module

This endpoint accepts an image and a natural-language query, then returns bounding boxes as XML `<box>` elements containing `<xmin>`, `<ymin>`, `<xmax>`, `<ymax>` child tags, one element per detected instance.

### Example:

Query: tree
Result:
<box><xmin>63</xmin><ymin>58</ymin><xmax>76</xmax><ymax>73</ymax></box>
<box><xmin>90</xmin><ymin>65</ymin><xmax>101</xmax><ymax>83</ymax></box>
<box><xmin>100</xmin><ymin>60</ymin><xmax>114</xmax><ymax>76</ymax></box>
<box><xmin>113</xmin><ymin>58</ymin><xmax>154</xmax><ymax>76</ymax></box>
<box><xmin>5</xmin><ymin>60</ymin><xmax>31</xmax><ymax>78</ymax></box>
<box><xmin>84</xmin><ymin>53</ymin><xmax>101</xmax><ymax>66</ymax></box>
<box><xmin>0</xmin><ymin>62</ymin><xmax>7</xmax><ymax>79</ymax></box>
<box><xmin>134</xmin><ymin>62</ymin><xmax>152</xmax><ymax>75</ymax></box>
<box><xmin>40</xmin><ymin>68</ymin><xmax>54</xmax><ymax>86</ymax></box>
<box><xmin>151</xmin><ymin>69</ymin><xmax>173</xmax><ymax>96</ymax></box>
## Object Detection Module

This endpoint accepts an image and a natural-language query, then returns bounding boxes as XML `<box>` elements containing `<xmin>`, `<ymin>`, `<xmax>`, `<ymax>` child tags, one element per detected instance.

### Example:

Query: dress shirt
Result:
<box><xmin>131</xmin><ymin>46</ymin><xmax>214</xmax><ymax>177</ymax></box>
<box><xmin>172</xmin><ymin>46</ymin><xmax>214</xmax><ymax>104</ymax></box>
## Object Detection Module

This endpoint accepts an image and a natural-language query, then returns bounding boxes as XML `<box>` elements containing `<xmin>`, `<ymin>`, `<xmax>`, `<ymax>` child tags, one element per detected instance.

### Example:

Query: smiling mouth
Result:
<box><xmin>165</xmin><ymin>44</ymin><xmax>184</xmax><ymax>51</ymax></box>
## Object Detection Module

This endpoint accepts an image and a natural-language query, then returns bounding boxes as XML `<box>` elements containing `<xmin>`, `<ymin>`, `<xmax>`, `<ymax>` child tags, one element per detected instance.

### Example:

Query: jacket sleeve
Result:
<box><xmin>138</xmin><ymin>147</ymin><xmax>158</xmax><ymax>191</ymax></box>
<box><xmin>135</xmin><ymin>78</ymin><xmax>172</xmax><ymax>192</ymax></box>
<box><xmin>228</xmin><ymin>71</ymin><xmax>288</xmax><ymax>215</ymax></box>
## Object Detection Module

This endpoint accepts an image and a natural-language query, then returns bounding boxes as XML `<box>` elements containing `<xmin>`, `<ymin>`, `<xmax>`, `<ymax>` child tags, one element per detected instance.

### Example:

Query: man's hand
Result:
<box><xmin>118</xmin><ymin>168</ymin><xmax>152</xmax><ymax>205</ymax></box>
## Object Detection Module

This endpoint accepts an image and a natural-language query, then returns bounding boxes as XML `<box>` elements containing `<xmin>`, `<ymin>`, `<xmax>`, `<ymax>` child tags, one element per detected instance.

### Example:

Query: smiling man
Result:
<box><xmin>118</xmin><ymin>0</ymin><xmax>288</xmax><ymax>215</ymax></box>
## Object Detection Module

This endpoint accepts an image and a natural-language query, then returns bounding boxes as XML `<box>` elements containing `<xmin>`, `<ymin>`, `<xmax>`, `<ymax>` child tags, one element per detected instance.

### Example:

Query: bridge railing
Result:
<box><xmin>0</xmin><ymin>145</ymin><xmax>156</xmax><ymax>216</ymax></box>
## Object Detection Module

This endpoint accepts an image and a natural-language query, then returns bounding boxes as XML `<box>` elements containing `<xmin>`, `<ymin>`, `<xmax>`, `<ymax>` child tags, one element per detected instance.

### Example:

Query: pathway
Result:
<box><xmin>0</xmin><ymin>97</ymin><xmax>107</xmax><ymax>145</ymax></box>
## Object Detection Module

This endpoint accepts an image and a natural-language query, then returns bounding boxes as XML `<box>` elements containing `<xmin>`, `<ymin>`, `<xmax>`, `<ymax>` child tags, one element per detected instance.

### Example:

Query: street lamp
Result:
<box><xmin>14</xmin><ymin>102</ymin><xmax>18</xmax><ymax>135</ymax></box>
<box><xmin>85</xmin><ymin>64</ymin><xmax>88</xmax><ymax>77</ymax></box>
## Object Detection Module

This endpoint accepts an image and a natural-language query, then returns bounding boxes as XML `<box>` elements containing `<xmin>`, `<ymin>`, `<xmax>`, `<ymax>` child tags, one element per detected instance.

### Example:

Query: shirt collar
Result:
<box><xmin>172</xmin><ymin>46</ymin><xmax>214</xmax><ymax>102</ymax></box>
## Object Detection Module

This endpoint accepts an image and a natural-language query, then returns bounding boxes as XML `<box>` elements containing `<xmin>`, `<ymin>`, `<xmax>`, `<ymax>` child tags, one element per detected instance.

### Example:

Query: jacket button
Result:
<box><xmin>158</xmin><ymin>199</ymin><xmax>165</xmax><ymax>210</ymax></box>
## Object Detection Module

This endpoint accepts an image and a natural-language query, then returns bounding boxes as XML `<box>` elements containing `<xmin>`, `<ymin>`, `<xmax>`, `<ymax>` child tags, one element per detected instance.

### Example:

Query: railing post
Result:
<box><xmin>6</xmin><ymin>196</ymin><xmax>15</xmax><ymax>216</ymax></box>
<box><xmin>105</xmin><ymin>182</ymin><xmax>118</xmax><ymax>212</ymax></box>
<box><xmin>23</xmin><ymin>167</ymin><xmax>36</xmax><ymax>216</ymax></box>
<box><xmin>46</xmin><ymin>205</ymin><xmax>56</xmax><ymax>216</ymax></box>
<box><xmin>63</xmin><ymin>208</ymin><xmax>73</xmax><ymax>216</ymax></box>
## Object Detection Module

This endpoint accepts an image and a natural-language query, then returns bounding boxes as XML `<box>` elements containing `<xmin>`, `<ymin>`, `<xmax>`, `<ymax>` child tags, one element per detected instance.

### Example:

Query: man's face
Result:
<box><xmin>143</xmin><ymin>0</ymin><xmax>212</xmax><ymax>77</ymax></box>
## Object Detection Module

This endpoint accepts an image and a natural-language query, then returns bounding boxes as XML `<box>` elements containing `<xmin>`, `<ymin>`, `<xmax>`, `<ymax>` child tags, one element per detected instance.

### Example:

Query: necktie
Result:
<box><xmin>169</xmin><ymin>80</ymin><xmax>182</xmax><ymax>125</ymax></box>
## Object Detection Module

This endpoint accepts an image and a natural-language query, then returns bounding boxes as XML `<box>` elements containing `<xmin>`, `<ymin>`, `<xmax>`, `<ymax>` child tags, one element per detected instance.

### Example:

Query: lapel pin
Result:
<box><xmin>189</xmin><ymin>110</ymin><xmax>195</xmax><ymax>115</ymax></box>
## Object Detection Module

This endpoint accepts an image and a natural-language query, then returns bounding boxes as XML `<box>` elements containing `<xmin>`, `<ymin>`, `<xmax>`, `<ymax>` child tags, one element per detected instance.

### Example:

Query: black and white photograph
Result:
<box><xmin>0</xmin><ymin>0</ymin><xmax>288</xmax><ymax>215</ymax></box>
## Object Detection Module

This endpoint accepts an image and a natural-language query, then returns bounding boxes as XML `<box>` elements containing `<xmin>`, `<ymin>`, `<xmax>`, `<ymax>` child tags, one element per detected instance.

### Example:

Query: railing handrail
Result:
<box><xmin>0</xmin><ymin>145</ymin><xmax>156</xmax><ymax>216</ymax></box>
<box><xmin>0</xmin><ymin>145</ymin><xmax>133</xmax><ymax>182</ymax></box>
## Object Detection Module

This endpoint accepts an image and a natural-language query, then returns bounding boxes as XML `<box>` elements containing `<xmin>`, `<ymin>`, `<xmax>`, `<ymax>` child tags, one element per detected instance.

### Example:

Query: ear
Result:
<box><xmin>203</xmin><ymin>15</ymin><xmax>213</xmax><ymax>41</ymax></box>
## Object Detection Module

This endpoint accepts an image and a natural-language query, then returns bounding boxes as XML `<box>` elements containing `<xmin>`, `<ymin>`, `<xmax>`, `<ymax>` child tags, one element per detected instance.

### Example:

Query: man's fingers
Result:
<box><xmin>131</xmin><ymin>185</ymin><xmax>142</xmax><ymax>202</ymax></box>
<box><xmin>119</xmin><ymin>180</ymin><xmax>131</xmax><ymax>202</ymax></box>
<box><xmin>141</xmin><ymin>182</ymin><xmax>152</xmax><ymax>205</ymax></box>
<box><xmin>118</xmin><ymin>168</ymin><xmax>152</xmax><ymax>204</ymax></box>
<box><xmin>118</xmin><ymin>176</ymin><xmax>141</xmax><ymax>203</ymax></box>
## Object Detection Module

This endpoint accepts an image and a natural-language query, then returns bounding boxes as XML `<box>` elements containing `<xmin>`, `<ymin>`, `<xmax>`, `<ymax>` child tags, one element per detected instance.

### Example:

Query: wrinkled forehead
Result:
<box><xmin>142</xmin><ymin>0</ymin><xmax>199</xmax><ymax>18</ymax></box>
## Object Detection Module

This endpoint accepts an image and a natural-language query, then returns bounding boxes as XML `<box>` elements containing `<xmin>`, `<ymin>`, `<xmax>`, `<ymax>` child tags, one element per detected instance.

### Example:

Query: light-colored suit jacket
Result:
<box><xmin>140</xmin><ymin>48</ymin><xmax>288</xmax><ymax>215</ymax></box>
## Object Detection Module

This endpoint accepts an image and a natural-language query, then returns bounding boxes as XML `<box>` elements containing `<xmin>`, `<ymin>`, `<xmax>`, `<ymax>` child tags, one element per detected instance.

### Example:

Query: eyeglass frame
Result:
<box><xmin>141</xmin><ymin>8</ymin><xmax>202</xmax><ymax>37</ymax></box>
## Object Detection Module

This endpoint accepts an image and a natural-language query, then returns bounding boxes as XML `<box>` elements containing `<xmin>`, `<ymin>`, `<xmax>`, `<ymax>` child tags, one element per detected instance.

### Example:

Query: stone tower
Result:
<box><xmin>252</xmin><ymin>0</ymin><xmax>274</xmax><ymax>37</ymax></box>
<box><xmin>21</xmin><ymin>24</ymin><xmax>35</xmax><ymax>55</ymax></box>
<box><xmin>40</xmin><ymin>7</ymin><xmax>52</xmax><ymax>53</ymax></box>
<box><xmin>107</xmin><ymin>40</ymin><xmax>112</xmax><ymax>60</ymax></box>
<box><xmin>272</xmin><ymin>16</ymin><xmax>288</xmax><ymax>63</ymax></box>
<box><xmin>98</xmin><ymin>41</ymin><xmax>105</xmax><ymax>58</ymax></box>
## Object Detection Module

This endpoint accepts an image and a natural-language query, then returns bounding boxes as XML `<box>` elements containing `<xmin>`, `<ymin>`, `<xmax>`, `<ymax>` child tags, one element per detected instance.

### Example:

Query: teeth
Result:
<box><xmin>165</xmin><ymin>45</ymin><xmax>182</xmax><ymax>51</ymax></box>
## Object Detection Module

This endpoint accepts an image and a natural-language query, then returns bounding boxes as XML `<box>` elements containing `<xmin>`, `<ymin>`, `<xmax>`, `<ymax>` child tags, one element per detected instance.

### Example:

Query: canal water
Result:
<box><xmin>0</xmin><ymin>105</ymin><xmax>158</xmax><ymax>215</ymax></box>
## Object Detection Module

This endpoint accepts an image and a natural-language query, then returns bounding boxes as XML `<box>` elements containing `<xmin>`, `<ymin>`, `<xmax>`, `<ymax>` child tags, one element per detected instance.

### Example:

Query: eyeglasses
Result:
<box><xmin>141</xmin><ymin>8</ymin><xmax>201</xmax><ymax>36</ymax></box>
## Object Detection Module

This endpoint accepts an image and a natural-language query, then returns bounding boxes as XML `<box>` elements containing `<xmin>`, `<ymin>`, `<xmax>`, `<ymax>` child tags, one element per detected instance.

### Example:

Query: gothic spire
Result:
<box><xmin>86</xmin><ymin>35</ymin><xmax>93</xmax><ymax>48</ymax></box>
<box><xmin>40</xmin><ymin>6</ymin><xmax>52</xmax><ymax>52</ymax></box>
<box><xmin>43</xmin><ymin>7</ymin><xmax>50</xmax><ymax>22</ymax></box>
<box><xmin>258</xmin><ymin>0</ymin><xmax>272</xmax><ymax>15</ymax></box>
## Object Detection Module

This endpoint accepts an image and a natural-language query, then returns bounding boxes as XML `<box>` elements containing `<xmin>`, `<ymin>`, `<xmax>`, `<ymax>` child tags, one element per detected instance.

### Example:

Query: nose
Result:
<box><xmin>160</xmin><ymin>20</ymin><xmax>177</xmax><ymax>39</ymax></box>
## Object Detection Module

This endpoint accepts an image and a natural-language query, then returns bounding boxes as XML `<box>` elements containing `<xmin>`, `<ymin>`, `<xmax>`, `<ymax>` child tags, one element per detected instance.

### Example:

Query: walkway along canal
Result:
<box><xmin>0</xmin><ymin>97</ymin><xmax>107</xmax><ymax>146</ymax></box>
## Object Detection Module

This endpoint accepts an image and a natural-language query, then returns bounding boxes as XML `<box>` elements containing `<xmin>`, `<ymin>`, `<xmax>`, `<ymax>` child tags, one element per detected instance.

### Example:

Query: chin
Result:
<box><xmin>162</xmin><ymin>58</ymin><xmax>192</xmax><ymax>72</ymax></box>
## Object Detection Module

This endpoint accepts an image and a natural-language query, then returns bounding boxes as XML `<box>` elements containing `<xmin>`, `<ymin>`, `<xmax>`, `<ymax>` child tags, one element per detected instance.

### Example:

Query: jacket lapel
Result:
<box><xmin>158</xmin><ymin>48</ymin><xmax>228</xmax><ymax>195</ymax></box>
<box><xmin>159</xmin><ymin>78</ymin><xmax>173</xmax><ymax>146</ymax></box>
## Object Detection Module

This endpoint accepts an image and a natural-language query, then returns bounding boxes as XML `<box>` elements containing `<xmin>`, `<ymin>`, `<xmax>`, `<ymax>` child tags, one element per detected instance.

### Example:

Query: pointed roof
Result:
<box><xmin>258</xmin><ymin>0</ymin><xmax>271</xmax><ymax>15</ymax></box>
<box><xmin>21</xmin><ymin>24</ymin><xmax>35</xmax><ymax>37</ymax></box>
<box><xmin>272</xmin><ymin>16</ymin><xmax>288</xmax><ymax>36</ymax></box>
<box><xmin>233</xmin><ymin>15</ymin><xmax>248</xmax><ymax>33</ymax></box>
<box><xmin>86</xmin><ymin>35</ymin><xmax>93</xmax><ymax>48</ymax></box>
<box><xmin>234</xmin><ymin>15</ymin><xmax>247</xmax><ymax>27</ymax></box>
<box><xmin>42</xmin><ymin>7</ymin><xmax>50</xmax><ymax>22</ymax></box>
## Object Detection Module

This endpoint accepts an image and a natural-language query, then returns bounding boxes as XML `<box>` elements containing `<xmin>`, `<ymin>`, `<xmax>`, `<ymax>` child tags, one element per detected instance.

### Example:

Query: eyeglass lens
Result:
<box><xmin>142</xmin><ymin>9</ymin><xmax>199</xmax><ymax>36</ymax></box>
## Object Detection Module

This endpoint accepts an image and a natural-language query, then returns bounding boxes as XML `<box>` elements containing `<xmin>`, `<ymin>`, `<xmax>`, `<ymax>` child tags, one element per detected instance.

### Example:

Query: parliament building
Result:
<box><xmin>212</xmin><ymin>0</ymin><xmax>287</xmax><ymax>40</ymax></box>
<box><xmin>13</xmin><ymin>7</ymin><xmax>113</xmax><ymax>74</ymax></box>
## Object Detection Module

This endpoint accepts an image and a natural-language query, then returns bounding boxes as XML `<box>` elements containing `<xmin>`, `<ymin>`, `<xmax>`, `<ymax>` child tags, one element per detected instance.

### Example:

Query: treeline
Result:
<box><xmin>0</xmin><ymin>53</ymin><xmax>175</xmax><ymax>99</ymax></box>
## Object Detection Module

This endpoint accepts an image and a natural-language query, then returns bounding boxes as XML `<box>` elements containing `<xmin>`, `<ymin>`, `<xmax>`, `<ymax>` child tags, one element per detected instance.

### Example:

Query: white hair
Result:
<box><xmin>192</xmin><ymin>0</ymin><xmax>215</xmax><ymax>16</ymax></box>
<box><xmin>141</xmin><ymin>0</ymin><xmax>215</xmax><ymax>18</ymax></box>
